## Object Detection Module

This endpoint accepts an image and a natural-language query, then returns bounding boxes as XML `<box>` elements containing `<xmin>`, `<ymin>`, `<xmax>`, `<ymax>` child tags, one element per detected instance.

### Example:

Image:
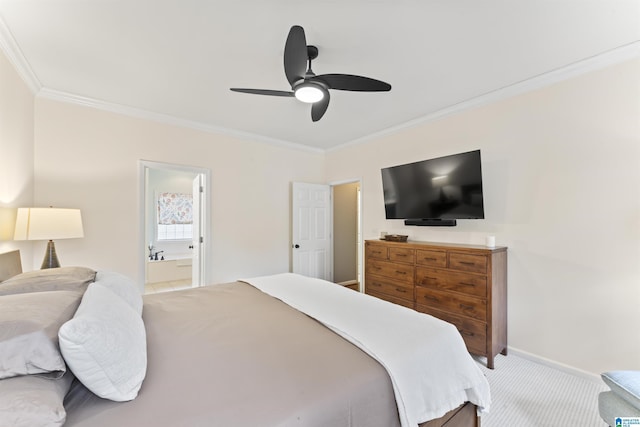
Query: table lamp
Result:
<box><xmin>13</xmin><ymin>207</ymin><xmax>84</xmax><ymax>269</ymax></box>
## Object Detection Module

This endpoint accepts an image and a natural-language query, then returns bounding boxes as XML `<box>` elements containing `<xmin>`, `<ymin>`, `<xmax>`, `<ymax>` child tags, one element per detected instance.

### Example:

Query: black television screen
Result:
<box><xmin>381</xmin><ymin>150</ymin><xmax>485</xmax><ymax>221</ymax></box>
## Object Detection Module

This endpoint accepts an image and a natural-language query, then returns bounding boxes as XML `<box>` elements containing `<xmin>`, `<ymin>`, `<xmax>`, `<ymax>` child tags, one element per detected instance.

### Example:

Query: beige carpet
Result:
<box><xmin>476</xmin><ymin>353</ymin><xmax>608</xmax><ymax>426</ymax></box>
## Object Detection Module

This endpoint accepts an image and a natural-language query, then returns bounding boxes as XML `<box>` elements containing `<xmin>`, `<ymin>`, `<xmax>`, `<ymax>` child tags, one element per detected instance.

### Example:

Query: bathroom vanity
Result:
<box><xmin>146</xmin><ymin>256</ymin><xmax>192</xmax><ymax>284</ymax></box>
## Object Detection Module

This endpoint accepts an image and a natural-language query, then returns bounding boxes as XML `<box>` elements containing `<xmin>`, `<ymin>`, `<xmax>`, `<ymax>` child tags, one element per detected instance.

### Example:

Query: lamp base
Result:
<box><xmin>41</xmin><ymin>240</ymin><xmax>61</xmax><ymax>269</ymax></box>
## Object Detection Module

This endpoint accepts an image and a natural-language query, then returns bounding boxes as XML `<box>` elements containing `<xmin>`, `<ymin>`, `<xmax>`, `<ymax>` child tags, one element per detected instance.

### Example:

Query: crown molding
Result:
<box><xmin>3</xmin><ymin>7</ymin><xmax>636</xmax><ymax>156</ymax></box>
<box><xmin>35</xmin><ymin>34</ymin><xmax>640</xmax><ymax>155</ymax></box>
<box><xmin>330</xmin><ymin>41</ymin><xmax>640</xmax><ymax>153</ymax></box>
<box><xmin>0</xmin><ymin>12</ymin><xmax>320</xmax><ymax>155</ymax></box>
<box><xmin>37</xmin><ymin>88</ymin><xmax>324</xmax><ymax>154</ymax></box>
<box><xmin>0</xmin><ymin>15</ymin><xmax>41</xmax><ymax>94</ymax></box>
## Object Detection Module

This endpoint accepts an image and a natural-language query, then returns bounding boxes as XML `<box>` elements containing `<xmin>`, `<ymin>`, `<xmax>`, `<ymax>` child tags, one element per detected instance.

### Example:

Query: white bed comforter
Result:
<box><xmin>241</xmin><ymin>273</ymin><xmax>491</xmax><ymax>427</ymax></box>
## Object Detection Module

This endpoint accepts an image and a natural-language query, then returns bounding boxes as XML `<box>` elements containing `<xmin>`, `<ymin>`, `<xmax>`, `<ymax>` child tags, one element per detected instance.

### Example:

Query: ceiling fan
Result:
<box><xmin>230</xmin><ymin>25</ymin><xmax>391</xmax><ymax>122</ymax></box>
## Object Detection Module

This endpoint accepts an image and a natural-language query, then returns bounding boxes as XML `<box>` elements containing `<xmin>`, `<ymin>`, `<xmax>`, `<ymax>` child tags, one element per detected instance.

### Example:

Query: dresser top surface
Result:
<box><xmin>365</xmin><ymin>239</ymin><xmax>507</xmax><ymax>253</ymax></box>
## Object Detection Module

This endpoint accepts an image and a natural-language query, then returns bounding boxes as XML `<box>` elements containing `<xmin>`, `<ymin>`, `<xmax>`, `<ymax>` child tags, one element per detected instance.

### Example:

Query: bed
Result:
<box><xmin>0</xmin><ymin>250</ymin><xmax>490</xmax><ymax>427</ymax></box>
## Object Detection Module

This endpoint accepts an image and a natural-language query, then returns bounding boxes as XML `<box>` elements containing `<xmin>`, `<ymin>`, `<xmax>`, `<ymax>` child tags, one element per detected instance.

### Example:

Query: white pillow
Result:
<box><xmin>94</xmin><ymin>271</ymin><xmax>143</xmax><ymax>314</ymax></box>
<box><xmin>58</xmin><ymin>283</ymin><xmax>147</xmax><ymax>402</ymax></box>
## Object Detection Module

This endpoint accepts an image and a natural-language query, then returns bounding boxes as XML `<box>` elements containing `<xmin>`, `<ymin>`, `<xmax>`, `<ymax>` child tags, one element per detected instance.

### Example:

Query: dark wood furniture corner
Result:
<box><xmin>419</xmin><ymin>402</ymin><xmax>479</xmax><ymax>427</ymax></box>
<box><xmin>365</xmin><ymin>239</ymin><xmax>507</xmax><ymax>369</ymax></box>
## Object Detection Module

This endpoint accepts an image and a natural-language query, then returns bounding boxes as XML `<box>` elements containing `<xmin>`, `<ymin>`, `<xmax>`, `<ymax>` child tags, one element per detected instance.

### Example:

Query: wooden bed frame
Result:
<box><xmin>420</xmin><ymin>402</ymin><xmax>479</xmax><ymax>427</ymax></box>
<box><xmin>0</xmin><ymin>250</ymin><xmax>480</xmax><ymax>427</ymax></box>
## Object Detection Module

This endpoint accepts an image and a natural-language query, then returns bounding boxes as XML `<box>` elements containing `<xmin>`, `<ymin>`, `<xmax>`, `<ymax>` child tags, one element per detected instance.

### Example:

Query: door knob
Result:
<box><xmin>294</xmin><ymin>244</ymin><xmax>300</xmax><ymax>249</ymax></box>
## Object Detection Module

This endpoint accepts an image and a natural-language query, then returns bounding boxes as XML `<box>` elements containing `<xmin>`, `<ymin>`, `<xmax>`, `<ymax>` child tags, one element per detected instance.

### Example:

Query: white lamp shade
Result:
<box><xmin>14</xmin><ymin>208</ymin><xmax>84</xmax><ymax>241</ymax></box>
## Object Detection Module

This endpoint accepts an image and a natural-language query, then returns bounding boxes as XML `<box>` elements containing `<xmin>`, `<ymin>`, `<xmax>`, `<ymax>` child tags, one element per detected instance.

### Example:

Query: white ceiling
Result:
<box><xmin>0</xmin><ymin>1</ymin><xmax>638</xmax><ymax>151</ymax></box>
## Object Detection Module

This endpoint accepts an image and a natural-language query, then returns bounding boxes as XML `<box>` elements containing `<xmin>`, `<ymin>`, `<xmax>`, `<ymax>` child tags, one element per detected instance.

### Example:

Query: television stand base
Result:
<box><xmin>404</xmin><ymin>219</ymin><xmax>457</xmax><ymax>227</ymax></box>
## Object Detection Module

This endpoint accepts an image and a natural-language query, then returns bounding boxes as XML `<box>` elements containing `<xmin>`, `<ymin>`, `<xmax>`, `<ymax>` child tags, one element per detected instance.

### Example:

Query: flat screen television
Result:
<box><xmin>381</xmin><ymin>150</ymin><xmax>484</xmax><ymax>226</ymax></box>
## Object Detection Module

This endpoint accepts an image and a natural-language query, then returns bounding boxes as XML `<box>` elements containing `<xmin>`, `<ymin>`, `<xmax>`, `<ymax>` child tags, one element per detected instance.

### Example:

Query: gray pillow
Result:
<box><xmin>0</xmin><ymin>290</ymin><xmax>82</xmax><ymax>379</ymax></box>
<box><xmin>0</xmin><ymin>371</ymin><xmax>74</xmax><ymax>427</ymax></box>
<box><xmin>0</xmin><ymin>267</ymin><xmax>96</xmax><ymax>296</ymax></box>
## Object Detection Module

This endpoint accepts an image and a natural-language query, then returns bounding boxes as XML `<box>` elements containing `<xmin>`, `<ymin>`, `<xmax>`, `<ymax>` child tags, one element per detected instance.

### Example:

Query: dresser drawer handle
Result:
<box><xmin>396</xmin><ymin>254</ymin><xmax>407</xmax><ymax>257</ymax></box>
<box><xmin>422</xmin><ymin>295</ymin><xmax>438</xmax><ymax>302</ymax></box>
<box><xmin>459</xmin><ymin>282</ymin><xmax>476</xmax><ymax>287</ymax></box>
<box><xmin>459</xmin><ymin>303</ymin><xmax>475</xmax><ymax>311</ymax></box>
<box><xmin>395</xmin><ymin>270</ymin><xmax>407</xmax><ymax>275</ymax></box>
<box><xmin>459</xmin><ymin>261</ymin><xmax>475</xmax><ymax>266</ymax></box>
<box><xmin>461</xmin><ymin>330</ymin><xmax>475</xmax><ymax>337</ymax></box>
<box><xmin>423</xmin><ymin>257</ymin><xmax>437</xmax><ymax>261</ymax></box>
<box><xmin>395</xmin><ymin>287</ymin><xmax>407</xmax><ymax>293</ymax></box>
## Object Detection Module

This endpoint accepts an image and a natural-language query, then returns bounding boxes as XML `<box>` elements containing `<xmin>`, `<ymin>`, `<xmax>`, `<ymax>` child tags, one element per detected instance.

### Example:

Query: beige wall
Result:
<box><xmin>3</xmin><ymin>42</ymin><xmax>639</xmax><ymax>376</ymax></box>
<box><xmin>0</xmin><ymin>48</ymin><xmax>34</xmax><ymax>268</ymax></box>
<box><xmin>32</xmin><ymin>98</ymin><xmax>325</xmax><ymax>284</ymax></box>
<box><xmin>326</xmin><ymin>59</ymin><xmax>640</xmax><ymax>376</ymax></box>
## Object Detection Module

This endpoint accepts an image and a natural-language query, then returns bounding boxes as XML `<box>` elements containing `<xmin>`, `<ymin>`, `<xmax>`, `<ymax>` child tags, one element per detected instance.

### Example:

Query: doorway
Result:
<box><xmin>291</xmin><ymin>180</ymin><xmax>361</xmax><ymax>290</ymax></box>
<box><xmin>332</xmin><ymin>181</ymin><xmax>361</xmax><ymax>290</ymax></box>
<box><xmin>139</xmin><ymin>161</ymin><xmax>210</xmax><ymax>293</ymax></box>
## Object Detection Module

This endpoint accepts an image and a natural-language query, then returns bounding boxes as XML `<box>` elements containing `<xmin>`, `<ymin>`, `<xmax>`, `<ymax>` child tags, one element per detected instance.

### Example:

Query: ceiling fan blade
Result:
<box><xmin>314</xmin><ymin>74</ymin><xmax>391</xmax><ymax>92</ymax></box>
<box><xmin>284</xmin><ymin>25</ymin><xmax>308</xmax><ymax>85</ymax></box>
<box><xmin>311</xmin><ymin>91</ymin><xmax>330</xmax><ymax>122</ymax></box>
<box><xmin>230</xmin><ymin>88</ymin><xmax>294</xmax><ymax>97</ymax></box>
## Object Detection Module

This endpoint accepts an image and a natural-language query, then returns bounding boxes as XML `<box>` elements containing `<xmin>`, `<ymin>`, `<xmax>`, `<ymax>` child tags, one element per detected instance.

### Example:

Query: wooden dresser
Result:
<box><xmin>365</xmin><ymin>239</ymin><xmax>507</xmax><ymax>369</ymax></box>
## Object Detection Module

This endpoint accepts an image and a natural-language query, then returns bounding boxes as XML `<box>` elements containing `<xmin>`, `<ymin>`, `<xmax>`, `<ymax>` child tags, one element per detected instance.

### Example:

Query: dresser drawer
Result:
<box><xmin>365</xmin><ymin>242</ymin><xmax>388</xmax><ymax>260</ymax></box>
<box><xmin>449</xmin><ymin>252</ymin><xmax>487</xmax><ymax>274</ymax></box>
<box><xmin>417</xmin><ymin>306</ymin><xmax>487</xmax><ymax>355</ymax></box>
<box><xmin>415</xmin><ymin>267</ymin><xmax>487</xmax><ymax>298</ymax></box>
<box><xmin>389</xmin><ymin>247</ymin><xmax>415</xmax><ymax>264</ymax></box>
<box><xmin>365</xmin><ymin>274</ymin><xmax>413</xmax><ymax>301</ymax></box>
<box><xmin>366</xmin><ymin>289</ymin><xmax>414</xmax><ymax>309</ymax></box>
<box><xmin>415</xmin><ymin>287</ymin><xmax>486</xmax><ymax>321</ymax></box>
<box><xmin>416</xmin><ymin>249</ymin><xmax>447</xmax><ymax>268</ymax></box>
<box><xmin>366</xmin><ymin>259</ymin><xmax>414</xmax><ymax>285</ymax></box>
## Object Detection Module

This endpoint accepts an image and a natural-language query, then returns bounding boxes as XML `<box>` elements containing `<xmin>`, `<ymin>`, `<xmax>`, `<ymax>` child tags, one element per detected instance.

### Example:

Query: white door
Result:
<box><xmin>192</xmin><ymin>175</ymin><xmax>203</xmax><ymax>287</ymax></box>
<box><xmin>292</xmin><ymin>182</ymin><xmax>332</xmax><ymax>280</ymax></box>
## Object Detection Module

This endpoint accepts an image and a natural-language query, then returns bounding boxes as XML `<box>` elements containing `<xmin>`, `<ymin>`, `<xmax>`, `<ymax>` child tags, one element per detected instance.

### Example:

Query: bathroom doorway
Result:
<box><xmin>139</xmin><ymin>161</ymin><xmax>210</xmax><ymax>293</ymax></box>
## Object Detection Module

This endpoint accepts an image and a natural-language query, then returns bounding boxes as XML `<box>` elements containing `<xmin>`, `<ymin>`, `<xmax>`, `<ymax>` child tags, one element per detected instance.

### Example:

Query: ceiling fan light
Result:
<box><xmin>295</xmin><ymin>85</ymin><xmax>324</xmax><ymax>103</ymax></box>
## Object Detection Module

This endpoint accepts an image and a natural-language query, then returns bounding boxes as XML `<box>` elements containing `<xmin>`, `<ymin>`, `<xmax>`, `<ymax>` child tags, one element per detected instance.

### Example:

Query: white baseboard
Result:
<box><xmin>507</xmin><ymin>346</ymin><xmax>602</xmax><ymax>384</ymax></box>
